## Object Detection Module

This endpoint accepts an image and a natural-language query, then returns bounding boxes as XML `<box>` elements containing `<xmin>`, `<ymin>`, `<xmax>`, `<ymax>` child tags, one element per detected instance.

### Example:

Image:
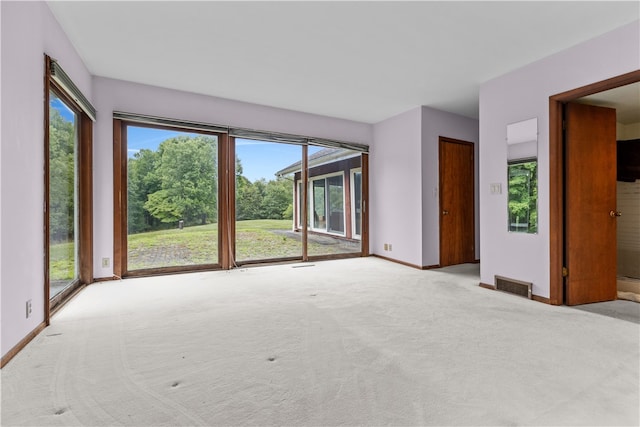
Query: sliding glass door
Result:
<box><xmin>115</xmin><ymin>117</ymin><xmax>368</xmax><ymax>275</ymax></box>
<box><xmin>234</xmin><ymin>139</ymin><xmax>302</xmax><ymax>263</ymax></box>
<box><xmin>48</xmin><ymin>91</ymin><xmax>79</xmax><ymax>298</ymax></box>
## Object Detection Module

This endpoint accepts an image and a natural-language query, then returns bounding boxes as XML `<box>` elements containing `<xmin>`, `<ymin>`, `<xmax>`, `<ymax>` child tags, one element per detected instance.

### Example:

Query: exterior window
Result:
<box><xmin>312</xmin><ymin>179</ymin><xmax>327</xmax><ymax>229</ymax></box>
<box><xmin>234</xmin><ymin>139</ymin><xmax>301</xmax><ymax>263</ymax></box>
<box><xmin>116</xmin><ymin>121</ymin><xmax>367</xmax><ymax>272</ymax></box>
<box><xmin>48</xmin><ymin>91</ymin><xmax>79</xmax><ymax>299</ymax></box>
<box><xmin>126</xmin><ymin>125</ymin><xmax>220</xmax><ymax>271</ymax></box>
<box><xmin>296</xmin><ymin>180</ymin><xmax>304</xmax><ymax>228</ymax></box>
<box><xmin>351</xmin><ymin>169</ymin><xmax>362</xmax><ymax>238</ymax></box>
<box><xmin>327</xmin><ymin>175</ymin><xmax>344</xmax><ymax>233</ymax></box>
<box><xmin>309</xmin><ymin>173</ymin><xmax>345</xmax><ymax>235</ymax></box>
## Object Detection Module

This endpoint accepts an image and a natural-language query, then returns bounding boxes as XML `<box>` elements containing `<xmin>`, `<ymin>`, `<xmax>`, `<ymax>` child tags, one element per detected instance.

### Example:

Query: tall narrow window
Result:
<box><xmin>126</xmin><ymin>126</ymin><xmax>220</xmax><ymax>271</ymax></box>
<box><xmin>312</xmin><ymin>179</ymin><xmax>327</xmax><ymax>230</ymax></box>
<box><xmin>48</xmin><ymin>92</ymin><xmax>79</xmax><ymax>299</ymax></box>
<box><xmin>46</xmin><ymin>56</ymin><xmax>94</xmax><ymax>317</ymax></box>
<box><xmin>351</xmin><ymin>169</ymin><xmax>362</xmax><ymax>238</ymax></box>
<box><xmin>327</xmin><ymin>175</ymin><xmax>344</xmax><ymax>234</ymax></box>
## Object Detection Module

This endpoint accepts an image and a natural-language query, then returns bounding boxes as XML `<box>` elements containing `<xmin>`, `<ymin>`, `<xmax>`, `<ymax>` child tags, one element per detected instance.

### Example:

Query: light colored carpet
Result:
<box><xmin>1</xmin><ymin>257</ymin><xmax>639</xmax><ymax>426</ymax></box>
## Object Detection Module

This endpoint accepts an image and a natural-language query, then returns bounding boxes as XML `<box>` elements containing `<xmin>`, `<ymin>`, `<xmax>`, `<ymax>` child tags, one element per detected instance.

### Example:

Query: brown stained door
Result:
<box><xmin>439</xmin><ymin>137</ymin><xmax>475</xmax><ymax>266</ymax></box>
<box><xmin>565</xmin><ymin>102</ymin><xmax>618</xmax><ymax>305</ymax></box>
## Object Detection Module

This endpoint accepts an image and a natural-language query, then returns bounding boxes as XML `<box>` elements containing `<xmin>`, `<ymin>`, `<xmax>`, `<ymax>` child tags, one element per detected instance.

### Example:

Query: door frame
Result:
<box><xmin>439</xmin><ymin>136</ymin><xmax>475</xmax><ymax>267</ymax></box>
<box><xmin>548</xmin><ymin>69</ymin><xmax>640</xmax><ymax>305</ymax></box>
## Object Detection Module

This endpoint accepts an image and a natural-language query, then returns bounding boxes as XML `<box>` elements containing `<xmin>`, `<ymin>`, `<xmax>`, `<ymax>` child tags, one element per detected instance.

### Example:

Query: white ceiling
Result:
<box><xmin>47</xmin><ymin>1</ymin><xmax>639</xmax><ymax>124</ymax></box>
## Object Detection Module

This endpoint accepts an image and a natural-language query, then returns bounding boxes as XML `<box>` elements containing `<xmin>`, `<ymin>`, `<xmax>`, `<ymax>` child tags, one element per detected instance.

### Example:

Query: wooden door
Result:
<box><xmin>565</xmin><ymin>102</ymin><xmax>617</xmax><ymax>305</ymax></box>
<box><xmin>439</xmin><ymin>137</ymin><xmax>475</xmax><ymax>266</ymax></box>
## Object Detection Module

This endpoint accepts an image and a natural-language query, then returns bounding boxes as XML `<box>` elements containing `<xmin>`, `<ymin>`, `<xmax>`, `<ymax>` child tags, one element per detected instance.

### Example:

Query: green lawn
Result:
<box><xmin>50</xmin><ymin>241</ymin><xmax>75</xmax><ymax>282</ymax></box>
<box><xmin>50</xmin><ymin>219</ymin><xmax>359</xmax><ymax>276</ymax></box>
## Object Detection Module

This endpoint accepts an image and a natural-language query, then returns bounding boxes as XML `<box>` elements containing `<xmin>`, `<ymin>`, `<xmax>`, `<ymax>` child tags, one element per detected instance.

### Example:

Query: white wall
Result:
<box><xmin>1</xmin><ymin>1</ymin><xmax>93</xmax><ymax>357</ymax></box>
<box><xmin>421</xmin><ymin>107</ymin><xmax>479</xmax><ymax>267</ymax></box>
<box><xmin>92</xmin><ymin>77</ymin><xmax>372</xmax><ymax>277</ymax></box>
<box><xmin>369</xmin><ymin>106</ymin><xmax>479</xmax><ymax>268</ymax></box>
<box><xmin>479</xmin><ymin>20</ymin><xmax>640</xmax><ymax>298</ymax></box>
<box><xmin>618</xmin><ymin>122</ymin><xmax>640</xmax><ymax>140</ymax></box>
<box><xmin>371</xmin><ymin>107</ymin><xmax>423</xmax><ymax>266</ymax></box>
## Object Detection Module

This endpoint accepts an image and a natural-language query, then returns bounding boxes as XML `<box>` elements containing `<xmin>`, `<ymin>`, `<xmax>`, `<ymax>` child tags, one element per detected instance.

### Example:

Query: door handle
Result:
<box><xmin>609</xmin><ymin>210</ymin><xmax>622</xmax><ymax>218</ymax></box>
<box><xmin>442</xmin><ymin>210</ymin><xmax>449</xmax><ymax>215</ymax></box>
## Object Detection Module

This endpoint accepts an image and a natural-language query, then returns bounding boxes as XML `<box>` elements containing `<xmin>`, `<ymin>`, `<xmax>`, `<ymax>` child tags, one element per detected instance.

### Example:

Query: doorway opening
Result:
<box><xmin>549</xmin><ymin>70</ymin><xmax>640</xmax><ymax>305</ymax></box>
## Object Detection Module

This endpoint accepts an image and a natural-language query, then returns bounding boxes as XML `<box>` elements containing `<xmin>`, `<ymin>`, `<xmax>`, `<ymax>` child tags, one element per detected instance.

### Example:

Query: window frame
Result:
<box><xmin>307</xmin><ymin>171</ymin><xmax>346</xmax><ymax>237</ymax></box>
<box><xmin>507</xmin><ymin>158</ymin><xmax>538</xmax><ymax>234</ymax></box>
<box><xmin>114</xmin><ymin>113</ymin><xmax>369</xmax><ymax>277</ymax></box>
<box><xmin>113</xmin><ymin>120</ymin><xmax>227</xmax><ymax>277</ymax></box>
<box><xmin>44</xmin><ymin>56</ymin><xmax>93</xmax><ymax>320</ymax></box>
<box><xmin>350</xmin><ymin>168</ymin><xmax>362</xmax><ymax>240</ymax></box>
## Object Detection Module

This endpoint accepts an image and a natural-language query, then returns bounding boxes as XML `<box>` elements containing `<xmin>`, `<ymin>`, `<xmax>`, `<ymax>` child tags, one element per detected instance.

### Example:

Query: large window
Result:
<box><xmin>45</xmin><ymin>56</ymin><xmax>94</xmax><ymax>315</ymax></box>
<box><xmin>234</xmin><ymin>139</ymin><xmax>302</xmax><ymax>263</ymax></box>
<box><xmin>48</xmin><ymin>91</ymin><xmax>79</xmax><ymax>299</ymax></box>
<box><xmin>126</xmin><ymin>126</ymin><xmax>220</xmax><ymax>272</ymax></box>
<box><xmin>304</xmin><ymin>147</ymin><xmax>362</xmax><ymax>257</ymax></box>
<box><xmin>114</xmin><ymin>115</ymin><xmax>368</xmax><ymax>274</ymax></box>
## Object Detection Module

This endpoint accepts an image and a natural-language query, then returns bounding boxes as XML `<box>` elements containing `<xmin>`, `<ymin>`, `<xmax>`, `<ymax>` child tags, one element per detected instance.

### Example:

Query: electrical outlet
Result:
<box><xmin>384</xmin><ymin>243</ymin><xmax>389</xmax><ymax>251</ymax></box>
<box><xmin>26</xmin><ymin>300</ymin><xmax>32</xmax><ymax>318</ymax></box>
<box><xmin>388</xmin><ymin>244</ymin><xmax>392</xmax><ymax>251</ymax></box>
<box><xmin>102</xmin><ymin>257</ymin><xmax>110</xmax><ymax>268</ymax></box>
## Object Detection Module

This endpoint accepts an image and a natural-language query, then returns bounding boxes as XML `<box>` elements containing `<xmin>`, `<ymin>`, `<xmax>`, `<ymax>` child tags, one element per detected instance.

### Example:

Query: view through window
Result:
<box><xmin>508</xmin><ymin>160</ymin><xmax>538</xmax><ymax>233</ymax></box>
<box><xmin>235</xmin><ymin>139</ymin><xmax>302</xmax><ymax>262</ymax></box>
<box><xmin>49</xmin><ymin>92</ymin><xmax>79</xmax><ymax>298</ymax></box>
<box><xmin>126</xmin><ymin>126</ymin><xmax>219</xmax><ymax>270</ymax></box>
<box><xmin>121</xmin><ymin>122</ymin><xmax>365</xmax><ymax>273</ymax></box>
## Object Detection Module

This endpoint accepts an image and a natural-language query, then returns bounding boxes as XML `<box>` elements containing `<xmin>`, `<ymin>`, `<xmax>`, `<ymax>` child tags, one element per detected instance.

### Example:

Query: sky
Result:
<box><xmin>126</xmin><ymin>126</ymin><xmax>322</xmax><ymax>182</ymax></box>
<box><xmin>50</xmin><ymin>96</ymin><xmax>76</xmax><ymax>122</ymax></box>
<box><xmin>47</xmin><ymin>102</ymin><xmax>323</xmax><ymax>182</ymax></box>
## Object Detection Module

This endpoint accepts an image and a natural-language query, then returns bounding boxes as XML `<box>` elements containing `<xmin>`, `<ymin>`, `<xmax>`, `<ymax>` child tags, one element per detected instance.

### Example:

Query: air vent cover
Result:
<box><xmin>495</xmin><ymin>275</ymin><xmax>532</xmax><ymax>299</ymax></box>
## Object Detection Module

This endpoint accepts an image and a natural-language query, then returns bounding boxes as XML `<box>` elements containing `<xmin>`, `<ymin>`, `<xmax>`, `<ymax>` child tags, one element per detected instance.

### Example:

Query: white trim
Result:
<box><xmin>350</xmin><ymin>168</ymin><xmax>362</xmax><ymax>240</ymax></box>
<box><xmin>308</xmin><ymin>171</ymin><xmax>346</xmax><ymax>237</ymax></box>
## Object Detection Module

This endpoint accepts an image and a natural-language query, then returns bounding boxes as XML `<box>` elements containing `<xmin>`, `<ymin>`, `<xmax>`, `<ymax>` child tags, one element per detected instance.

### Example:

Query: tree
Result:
<box><xmin>262</xmin><ymin>178</ymin><xmax>293</xmax><ymax>220</ymax></box>
<box><xmin>236</xmin><ymin>177</ymin><xmax>265</xmax><ymax>220</ymax></box>
<box><xmin>144</xmin><ymin>135</ymin><xmax>218</xmax><ymax>226</ymax></box>
<box><xmin>48</xmin><ymin>108</ymin><xmax>75</xmax><ymax>243</ymax></box>
<box><xmin>508</xmin><ymin>161</ymin><xmax>537</xmax><ymax>233</ymax></box>
<box><xmin>128</xmin><ymin>148</ymin><xmax>161</xmax><ymax>233</ymax></box>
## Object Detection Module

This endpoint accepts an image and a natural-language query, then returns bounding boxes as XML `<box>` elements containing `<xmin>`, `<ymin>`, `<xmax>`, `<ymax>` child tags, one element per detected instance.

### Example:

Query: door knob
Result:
<box><xmin>609</xmin><ymin>210</ymin><xmax>622</xmax><ymax>218</ymax></box>
<box><xmin>443</xmin><ymin>210</ymin><xmax>449</xmax><ymax>215</ymax></box>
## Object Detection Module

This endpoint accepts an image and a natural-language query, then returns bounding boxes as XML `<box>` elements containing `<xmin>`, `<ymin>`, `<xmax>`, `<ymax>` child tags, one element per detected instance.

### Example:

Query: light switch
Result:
<box><xmin>490</xmin><ymin>183</ymin><xmax>502</xmax><ymax>195</ymax></box>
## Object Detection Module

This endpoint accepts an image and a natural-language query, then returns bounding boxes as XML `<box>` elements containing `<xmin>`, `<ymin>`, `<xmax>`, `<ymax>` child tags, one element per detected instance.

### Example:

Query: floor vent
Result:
<box><xmin>495</xmin><ymin>275</ymin><xmax>532</xmax><ymax>299</ymax></box>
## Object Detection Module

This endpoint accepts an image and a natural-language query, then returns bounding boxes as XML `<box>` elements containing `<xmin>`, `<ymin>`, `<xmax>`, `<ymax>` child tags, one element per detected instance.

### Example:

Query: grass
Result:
<box><xmin>50</xmin><ymin>241</ymin><xmax>75</xmax><ymax>282</ymax></box>
<box><xmin>50</xmin><ymin>219</ymin><xmax>360</xmax><ymax>276</ymax></box>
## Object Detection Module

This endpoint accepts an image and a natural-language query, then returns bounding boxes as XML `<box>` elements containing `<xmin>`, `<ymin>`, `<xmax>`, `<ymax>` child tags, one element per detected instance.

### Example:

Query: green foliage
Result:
<box><xmin>508</xmin><ymin>161</ymin><xmax>538</xmax><ymax>233</ymax></box>
<box><xmin>48</xmin><ymin>108</ymin><xmax>76</xmax><ymax>243</ymax></box>
<box><xmin>262</xmin><ymin>178</ymin><xmax>294</xmax><ymax>219</ymax></box>
<box><xmin>235</xmin><ymin>171</ymin><xmax>294</xmax><ymax>221</ymax></box>
<box><xmin>128</xmin><ymin>135</ymin><xmax>218</xmax><ymax>231</ymax></box>
<box><xmin>127</xmin><ymin>149</ymin><xmax>161</xmax><ymax>233</ymax></box>
<box><xmin>144</xmin><ymin>136</ymin><xmax>218</xmax><ymax>226</ymax></box>
<box><xmin>128</xmin><ymin>138</ymin><xmax>294</xmax><ymax>234</ymax></box>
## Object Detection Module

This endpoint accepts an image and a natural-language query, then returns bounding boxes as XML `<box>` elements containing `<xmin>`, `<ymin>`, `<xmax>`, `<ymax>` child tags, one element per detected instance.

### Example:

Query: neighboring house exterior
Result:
<box><xmin>276</xmin><ymin>148</ymin><xmax>362</xmax><ymax>241</ymax></box>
